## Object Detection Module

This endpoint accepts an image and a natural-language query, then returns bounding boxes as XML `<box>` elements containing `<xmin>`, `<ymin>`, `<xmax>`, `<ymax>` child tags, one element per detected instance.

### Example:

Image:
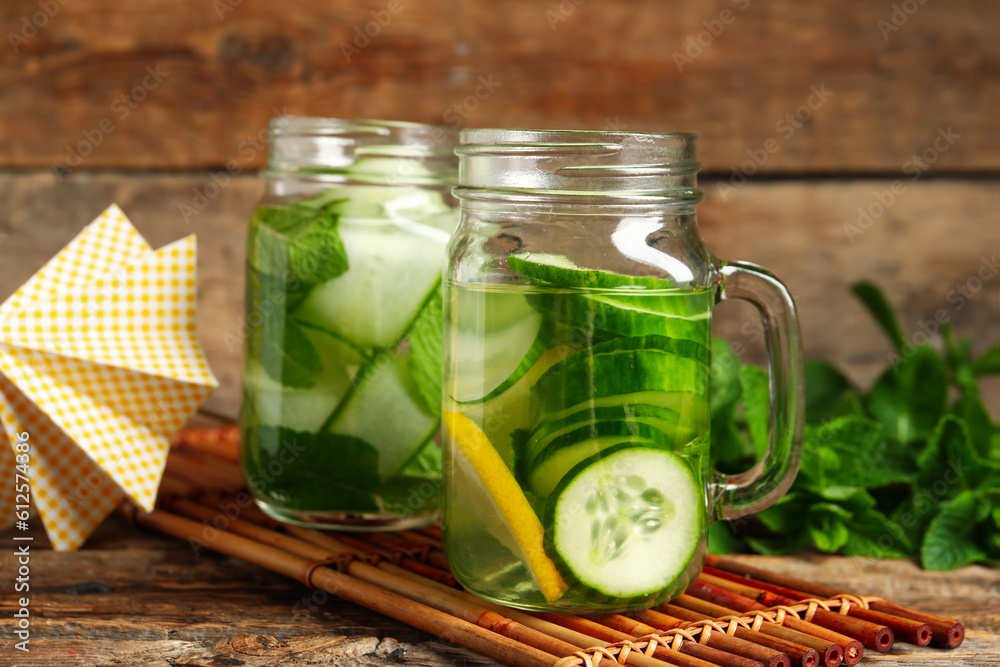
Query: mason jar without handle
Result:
<box><xmin>441</xmin><ymin>129</ymin><xmax>804</xmax><ymax>612</ymax></box>
<box><xmin>240</xmin><ymin>117</ymin><xmax>458</xmax><ymax>530</ymax></box>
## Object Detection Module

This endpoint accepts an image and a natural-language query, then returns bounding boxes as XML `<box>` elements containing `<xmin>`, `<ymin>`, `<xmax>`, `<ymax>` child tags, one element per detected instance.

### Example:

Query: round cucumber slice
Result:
<box><xmin>545</xmin><ymin>444</ymin><xmax>702</xmax><ymax>598</ymax></box>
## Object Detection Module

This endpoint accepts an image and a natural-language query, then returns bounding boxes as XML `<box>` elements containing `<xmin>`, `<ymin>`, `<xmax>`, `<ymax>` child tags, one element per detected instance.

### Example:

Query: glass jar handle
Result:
<box><xmin>713</xmin><ymin>261</ymin><xmax>805</xmax><ymax>519</ymax></box>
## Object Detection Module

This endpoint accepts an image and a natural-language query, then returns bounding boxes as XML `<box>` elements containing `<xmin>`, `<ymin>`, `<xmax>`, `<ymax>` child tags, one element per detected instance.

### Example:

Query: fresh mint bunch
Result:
<box><xmin>709</xmin><ymin>281</ymin><xmax>1000</xmax><ymax>570</ymax></box>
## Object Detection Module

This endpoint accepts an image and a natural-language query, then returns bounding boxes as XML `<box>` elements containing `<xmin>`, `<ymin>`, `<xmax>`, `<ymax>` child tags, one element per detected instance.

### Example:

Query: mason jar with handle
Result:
<box><xmin>441</xmin><ymin>129</ymin><xmax>804</xmax><ymax>612</ymax></box>
<box><xmin>241</xmin><ymin>117</ymin><xmax>458</xmax><ymax>530</ymax></box>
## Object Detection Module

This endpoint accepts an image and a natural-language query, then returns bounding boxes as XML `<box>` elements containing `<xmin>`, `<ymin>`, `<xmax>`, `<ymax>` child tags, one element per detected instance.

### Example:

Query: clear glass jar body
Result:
<box><xmin>241</xmin><ymin>117</ymin><xmax>458</xmax><ymax>530</ymax></box>
<box><xmin>442</xmin><ymin>129</ymin><xmax>804</xmax><ymax>612</ymax></box>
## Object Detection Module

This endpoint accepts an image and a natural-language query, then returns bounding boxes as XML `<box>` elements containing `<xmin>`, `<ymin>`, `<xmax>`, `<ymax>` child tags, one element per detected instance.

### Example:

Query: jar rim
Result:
<box><xmin>271</xmin><ymin>116</ymin><xmax>458</xmax><ymax>137</ymax></box>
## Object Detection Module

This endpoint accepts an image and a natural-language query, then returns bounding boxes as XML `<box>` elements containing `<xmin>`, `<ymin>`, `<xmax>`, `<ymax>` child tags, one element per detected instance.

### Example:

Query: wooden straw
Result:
<box><xmin>660</xmin><ymin>604</ymin><xmax>819</xmax><ymax>667</ymax></box>
<box><xmin>635</xmin><ymin>608</ymin><xmax>791</xmax><ymax>667</ymax></box>
<box><xmin>352</xmin><ymin>530</ymin><xmax>451</xmax><ymax>571</ymax></box>
<box><xmin>706</xmin><ymin>555</ymin><xmax>961</xmax><ymax>648</ymax></box>
<box><xmin>701</xmin><ymin>565</ymin><xmax>930</xmax><ymax>647</ymax></box>
<box><xmin>540</xmin><ymin>614</ymin><xmax>721</xmax><ymax>667</ymax></box>
<box><xmin>287</xmin><ymin>525</ymin><xmax>457</xmax><ymax>587</ymax></box>
<box><xmin>697</xmin><ymin>572</ymin><xmax>894</xmax><ymax>653</ymax></box>
<box><xmin>124</xmin><ymin>504</ymin><xmax>556</xmax><ymax>667</ymax></box>
<box><xmin>674</xmin><ymin>595</ymin><xmax>842</xmax><ymax>667</ymax></box>
<box><xmin>586</xmin><ymin>614</ymin><xmax>765</xmax><ymax>667</ymax></box>
<box><xmin>164</xmin><ymin>497</ymin><xmax>580</xmax><ymax>660</ymax></box>
<box><xmin>687</xmin><ymin>581</ymin><xmax>863</xmax><ymax>666</ymax></box>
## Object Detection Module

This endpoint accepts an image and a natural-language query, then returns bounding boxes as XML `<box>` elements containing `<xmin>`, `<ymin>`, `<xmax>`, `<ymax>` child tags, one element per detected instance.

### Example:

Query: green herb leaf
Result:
<box><xmin>866</xmin><ymin>345</ymin><xmax>948</xmax><ymax>444</ymax></box>
<box><xmin>806</xmin><ymin>502</ymin><xmax>853</xmax><ymax>552</ymax></box>
<box><xmin>407</xmin><ymin>284</ymin><xmax>444</xmax><ymax>415</ymax></box>
<box><xmin>972</xmin><ymin>343</ymin><xmax>1000</xmax><ymax>374</ymax></box>
<box><xmin>258</xmin><ymin>316</ymin><xmax>323</xmax><ymax>389</ymax></box>
<box><xmin>243</xmin><ymin>427</ymin><xmax>381</xmax><ymax>512</ymax></box>
<box><xmin>250</xmin><ymin>200</ymin><xmax>349</xmax><ymax>285</ymax></box>
<box><xmin>739</xmin><ymin>364</ymin><xmax>770</xmax><ymax>460</ymax></box>
<box><xmin>708</xmin><ymin>521</ymin><xmax>744</xmax><ymax>555</ymax></box>
<box><xmin>851</xmin><ymin>281</ymin><xmax>907</xmax><ymax>352</ymax></box>
<box><xmin>803</xmin><ymin>416</ymin><xmax>915</xmax><ymax>489</ymax></box>
<box><xmin>805</xmin><ymin>361</ymin><xmax>851</xmax><ymax>423</ymax></box>
<box><xmin>921</xmin><ymin>490</ymin><xmax>990</xmax><ymax>570</ymax></box>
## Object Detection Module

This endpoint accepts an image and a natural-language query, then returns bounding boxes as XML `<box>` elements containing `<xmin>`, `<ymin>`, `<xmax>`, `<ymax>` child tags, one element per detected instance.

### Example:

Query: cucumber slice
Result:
<box><xmin>513</xmin><ymin>420</ymin><xmax>690</xmax><ymax>499</ymax></box>
<box><xmin>452</xmin><ymin>345</ymin><xmax>575</xmax><ymax>467</ymax></box>
<box><xmin>516</xmin><ymin>405</ymin><xmax>691</xmax><ymax>471</ymax></box>
<box><xmin>526</xmin><ymin>422</ymin><xmax>675</xmax><ymax>500</ymax></box>
<box><xmin>243</xmin><ymin>327</ymin><xmax>363</xmax><ymax>433</ymax></box>
<box><xmin>327</xmin><ymin>350</ymin><xmax>439</xmax><ymax>480</ymax></box>
<box><xmin>295</xmin><ymin>219</ymin><xmax>448</xmax><ymax>349</ymax></box>
<box><xmin>451</xmin><ymin>310</ymin><xmax>546</xmax><ymax>404</ymax></box>
<box><xmin>545</xmin><ymin>444</ymin><xmax>702</xmax><ymax>598</ymax></box>
<box><xmin>538</xmin><ymin>390</ymin><xmax>708</xmax><ymax>429</ymax></box>
<box><xmin>530</xmin><ymin>335</ymin><xmax>709</xmax><ymax>426</ymax></box>
<box><xmin>509</xmin><ymin>252</ymin><xmax>671</xmax><ymax>290</ymax></box>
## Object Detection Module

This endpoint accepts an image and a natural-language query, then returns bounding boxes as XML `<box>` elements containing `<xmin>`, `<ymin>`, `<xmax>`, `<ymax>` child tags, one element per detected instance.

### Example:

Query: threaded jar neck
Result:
<box><xmin>455</xmin><ymin>129</ymin><xmax>702</xmax><ymax>208</ymax></box>
<box><xmin>264</xmin><ymin>117</ymin><xmax>458</xmax><ymax>187</ymax></box>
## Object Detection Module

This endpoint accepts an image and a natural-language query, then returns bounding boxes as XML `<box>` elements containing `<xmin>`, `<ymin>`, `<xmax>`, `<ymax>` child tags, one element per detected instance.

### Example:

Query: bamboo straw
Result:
<box><xmin>287</xmin><ymin>524</ymin><xmax>457</xmax><ymax>587</ymax></box>
<box><xmin>701</xmin><ymin>565</ymin><xmax>931</xmax><ymax>647</ymax></box>
<box><xmin>540</xmin><ymin>614</ymin><xmax>722</xmax><ymax>667</ymax></box>
<box><xmin>635</xmin><ymin>608</ymin><xmax>791</xmax><ymax>667</ymax></box>
<box><xmin>660</xmin><ymin>604</ymin><xmax>819</xmax><ymax>667</ymax></box>
<box><xmin>124</xmin><ymin>504</ymin><xmax>557</xmax><ymax>667</ymax></box>
<box><xmin>687</xmin><ymin>581</ymin><xmax>862</xmax><ymax>666</ymax></box>
<box><xmin>204</xmin><ymin>497</ymin><xmax>679</xmax><ymax>667</ymax></box>
<box><xmin>696</xmin><ymin>572</ymin><xmax>893</xmax><ymax>653</ymax></box>
<box><xmin>586</xmin><ymin>614</ymin><xmax>765</xmax><ymax>667</ymax></box>
<box><xmin>353</xmin><ymin>530</ymin><xmax>451</xmax><ymax>571</ymax></box>
<box><xmin>674</xmin><ymin>595</ymin><xmax>842</xmax><ymax>667</ymax></box>
<box><xmin>164</xmin><ymin>497</ymin><xmax>580</xmax><ymax>660</ymax></box>
<box><xmin>706</xmin><ymin>555</ymin><xmax>962</xmax><ymax>648</ymax></box>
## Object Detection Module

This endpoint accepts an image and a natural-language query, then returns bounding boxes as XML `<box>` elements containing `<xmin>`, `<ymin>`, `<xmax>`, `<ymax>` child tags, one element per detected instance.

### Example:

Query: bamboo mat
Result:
<box><xmin>125</xmin><ymin>424</ymin><xmax>966</xmax><ymax>667</ymax></box>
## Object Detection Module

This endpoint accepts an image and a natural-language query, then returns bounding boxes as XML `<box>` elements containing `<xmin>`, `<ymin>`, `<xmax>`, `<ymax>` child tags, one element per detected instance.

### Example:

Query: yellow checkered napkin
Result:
<box><xmin>0</xmin><ymin>204</ymin><xmax>217</xmax><ymax>550</ymax></box>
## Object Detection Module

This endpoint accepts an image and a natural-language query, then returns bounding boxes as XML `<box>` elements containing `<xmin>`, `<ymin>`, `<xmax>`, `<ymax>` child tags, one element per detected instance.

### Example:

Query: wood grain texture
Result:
<box><xmin>0</xmin><ymin>0</ymin><xmax>996</xmax><ymax>173</ymax></box>
<box><xmin>1</xmin><ymin>171</ymin><xmax>996</xmax><ymax>419</ymax></box>
<box><xmin>0</xmin><ymin>517</ymin><xmax>997</xmax><ymax>666</ymax></box>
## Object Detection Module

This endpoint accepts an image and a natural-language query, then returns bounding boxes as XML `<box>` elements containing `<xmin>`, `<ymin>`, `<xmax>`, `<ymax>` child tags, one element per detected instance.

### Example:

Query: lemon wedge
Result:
<box><xmin>442</xmin><ymin>410</ymin><xmax>567</xmax><ymax>602</ymax></box>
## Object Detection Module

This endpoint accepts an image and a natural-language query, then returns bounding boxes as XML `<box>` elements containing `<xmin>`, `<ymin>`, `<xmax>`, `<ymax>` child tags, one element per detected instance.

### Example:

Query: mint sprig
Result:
<box><xmin>710</xmin><ymin>281</ymin><xmax>1000</xmax><ymax>570</ymax></box>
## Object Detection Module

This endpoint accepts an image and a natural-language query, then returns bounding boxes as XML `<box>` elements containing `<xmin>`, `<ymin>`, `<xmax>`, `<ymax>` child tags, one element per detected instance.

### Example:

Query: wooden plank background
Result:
<box><xmin>0</xmin><ymin>0</ymin><xmax>997</xmax><ymax>417</ymax></box>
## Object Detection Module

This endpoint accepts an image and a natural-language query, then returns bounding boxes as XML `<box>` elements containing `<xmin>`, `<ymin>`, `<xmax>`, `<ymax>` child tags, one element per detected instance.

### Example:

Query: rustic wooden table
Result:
<box><xmin>1</xmin><ymin>515</ymin><xmax>997</xmax><ymax>667</ymax></box>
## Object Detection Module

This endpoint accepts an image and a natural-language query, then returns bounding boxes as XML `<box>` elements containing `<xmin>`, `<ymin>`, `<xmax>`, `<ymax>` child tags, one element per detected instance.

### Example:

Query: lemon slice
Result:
<box><xmin>443</xmin><ymin>411</ymin><xmax>567</xmax><ymax>602</ymax></box>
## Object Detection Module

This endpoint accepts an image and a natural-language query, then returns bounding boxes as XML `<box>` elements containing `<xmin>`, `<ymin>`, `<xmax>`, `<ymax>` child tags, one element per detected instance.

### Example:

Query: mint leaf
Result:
<box><xmin>243</xmin><ymin>427</ymin><xmax>381</xmax><ymax>512</ymax></box>
<box><xmin>260</xmin><ymin>316</ymin><xmax>323</xmax><ymax>389</ymax></box>
<box><xmin>842</xmin><ymin>506</ymin><xmax>913</xmax><ymax>558</ymax></box>
<box><xmin>708</xmin><ymin>521</ymin><xmax>744</xmax><ymax>554</ymax></box>
<box><xmin>972</xmin><ymin>343</ymin><xmax>1000</xmax><ymax>374</ymax></box>
<box><xmin>851</xmin><ymin>281</ymin><xmax>907</xmax><ymax>351</ymax></box>
<box><xmin>250</xmin><ymin>200</ymin><xmax>349</xmax><ymax>285</ymax></box>
<box><xmin>917</xmin><ymin>416</ymin><xmax>977</xmax><ymax>494</ymax></box>
<box><xmin>757</xmin><ymin>492</ymin><xmax>810</xmax><ymax>534</ymax></box>
<box><xmin>866</xmin><ymin>345</ymin><xmax>947</xmax><ymax>444</ymax></box>
<box><xmin>711</xmin><ymin>337</ymin><xmax>742</xmax><ymax>416</ymax></box>
<box><xmin>805</xmin><ymin>361</ymin><xmax>850</xmax><ymax>423</ymax></box>
<box><xmin>400</xmin><ymin>438</ymin><xmax>443</xmax><ymax>478</ymax></box>
<box><xmin>739</xmin><ymin>364</ymin><xmax>769</xmax><ymax>460</ymax></box>
<box><xmin>804</xmin><ymin>416</ymin><xmax>915</xmax><ymax>489</ymax></box>
<box><xmin>921</xmin><ymin>490</ymin><xmax>990</xmax><ymax>570</ymax></box>
<box><xmin>408</xmin><ymin>284</ymin><xmax>443</xmax><ymax>415</ymax></box>
<box><xmin>806</xmin><ymin>502</ymin><xmax>853</xmax><ymax>552</ymax></box>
